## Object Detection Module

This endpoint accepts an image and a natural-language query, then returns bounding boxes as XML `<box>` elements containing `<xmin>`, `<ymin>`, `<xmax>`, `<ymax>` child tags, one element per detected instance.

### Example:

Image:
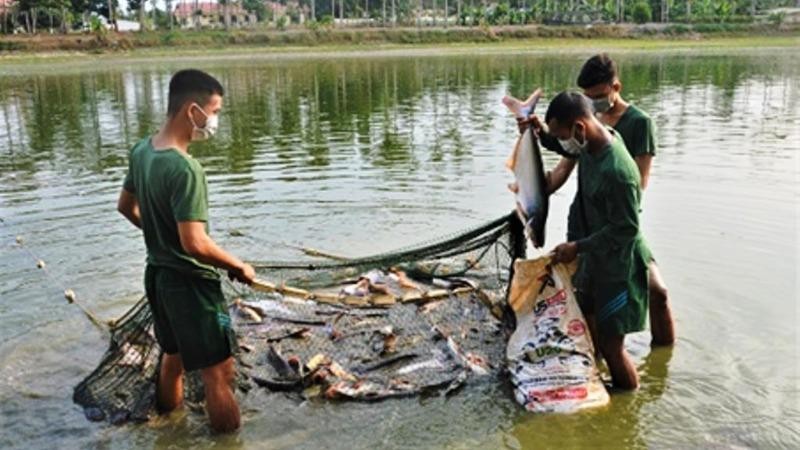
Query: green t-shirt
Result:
<box><xmin>573</xmin><ymin>132</ymin><xmax>650</xmax><ymax>290</ymax></box>
<box><xmin>123</xmin><ymin>137</ymin><xmax>218</xmax><ymax>279</ymax></box>
<box><xmin>613</xmin><ymin>104</ymin><xmax>657</xmax><ymax>158</ymax></box>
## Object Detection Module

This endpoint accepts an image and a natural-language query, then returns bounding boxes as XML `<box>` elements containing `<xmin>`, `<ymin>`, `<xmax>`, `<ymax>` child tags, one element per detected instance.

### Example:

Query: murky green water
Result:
<box><xmin>1</xmin><ymin>49</ymin><xmax>798</xmax><ymax>449</ymax></box>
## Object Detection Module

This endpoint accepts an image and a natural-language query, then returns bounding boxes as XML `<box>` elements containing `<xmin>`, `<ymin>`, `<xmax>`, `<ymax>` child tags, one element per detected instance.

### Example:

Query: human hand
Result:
<box><xmin>551</xmin><ymin>242</ymin><xmax>578</xmax><ymax>264</ymax></box>
<box><xmin>228</xmin><ymin>263</ymin><xmax>256</xmax><ymax>285</ymax></box>
<box><xmin>516</xmin><ymin>114</ymin><xmax>543</xmax><ymax>135</ymax></box>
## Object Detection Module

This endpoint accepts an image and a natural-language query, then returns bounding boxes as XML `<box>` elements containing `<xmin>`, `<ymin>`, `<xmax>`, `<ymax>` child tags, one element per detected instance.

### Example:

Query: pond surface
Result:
<box><xmin>0</xmin><ymin>48</ymin><xmax>798</xmax><ymax>449</ymax></box>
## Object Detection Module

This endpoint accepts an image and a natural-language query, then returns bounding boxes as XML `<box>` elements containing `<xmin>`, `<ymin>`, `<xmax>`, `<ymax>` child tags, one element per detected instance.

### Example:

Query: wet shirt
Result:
<box><xmin>123</xmin><ymin>137</ymin><xmax>218</xmax><ymax>279</ymax></box>
<box><xmin>572</xmin><ymin>133</ymin><xmax>650</xmax><ymax>292</ymax></box>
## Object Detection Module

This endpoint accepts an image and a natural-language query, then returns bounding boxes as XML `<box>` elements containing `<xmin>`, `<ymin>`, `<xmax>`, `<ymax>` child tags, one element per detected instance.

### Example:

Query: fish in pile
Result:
<box><xmin>232</xmin><ymin>280</ymin><xmax>505</xmax><ymax>401</ymax></box>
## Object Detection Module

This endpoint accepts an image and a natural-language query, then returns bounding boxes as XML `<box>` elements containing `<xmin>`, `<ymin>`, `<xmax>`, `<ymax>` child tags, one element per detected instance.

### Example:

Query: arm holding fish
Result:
<box><xmin>545</xmin><ymin>157</ymin><xmax>577</xmax><ymax>195</ymax></box>
<box><xmin>518</xmin><ymin>114</ymin><xmax>580</xmax><ymax>161</ymax></box>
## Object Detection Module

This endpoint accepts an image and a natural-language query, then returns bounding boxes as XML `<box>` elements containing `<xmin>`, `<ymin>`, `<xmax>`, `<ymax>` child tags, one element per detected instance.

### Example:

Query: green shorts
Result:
<box><xmin>578</xmin><ymin>283</ymin><xmax>648</xmax><ymax>338</ymax></box>
<box><xmin>144</xmin><ymin>265</ymin><xmax>236</xmax><ymax>371</ymax></box>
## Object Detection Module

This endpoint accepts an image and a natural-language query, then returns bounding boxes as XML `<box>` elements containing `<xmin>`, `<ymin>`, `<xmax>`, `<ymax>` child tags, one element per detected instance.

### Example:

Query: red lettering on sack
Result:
<box><xmin>545</xmin><ymin>290</ymin><xmax>567</xmax><ymax>306</ymax></box>
<box><xmin>528</xmin><ymin>386</ymin><xmax>588</xmax><ymax>403</ymax></box>
<box><xmin>567</xmin><ymin>319</ymin><xmax>586</xmax><ymax>336</ymax></box>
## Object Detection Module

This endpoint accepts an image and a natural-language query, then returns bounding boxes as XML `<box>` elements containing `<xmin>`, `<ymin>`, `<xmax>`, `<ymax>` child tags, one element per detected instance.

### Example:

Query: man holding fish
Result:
<box><xmin>506</xmin><ymin>56</ymin><xmax>675</xmax><ymax>390</ymax></box>
<box><xmin>510</xmin><ymin>54</ymin><xmax>674</xmax><ymax>339</ymax></box>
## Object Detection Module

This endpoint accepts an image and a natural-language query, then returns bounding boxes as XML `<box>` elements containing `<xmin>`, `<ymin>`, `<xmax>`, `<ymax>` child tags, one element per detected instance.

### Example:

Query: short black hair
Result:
<box><xmin>167</xmin><ymin>69</ymin><xmax>224</xmax><ymax>117</ymax></box>
<box><xmin>544</xmin><ymin>91</ymin><xmax>593</xmax><ymax>128</ymax></box>
<box><xmin>577</xmin><ymin>53</ymin><xmax>618</xmax><ymax>89</ymax></box>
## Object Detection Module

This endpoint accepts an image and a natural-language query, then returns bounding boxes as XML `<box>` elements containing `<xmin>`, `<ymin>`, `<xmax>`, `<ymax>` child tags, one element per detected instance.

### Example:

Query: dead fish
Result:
<box><xmin>325</xmin><ymin>380</ymin><xmax>415</xmax><ymax>401</ymax></box>
<box><xmin>251</xmin><ymin>375</ymin><xmax>302</xmax><ymax>391</ymax></box>
<box><xmin>444</xmin><ymin>370</ymin><xmax>469</xmax><ymax>397</ymax></box>
<box><xmin>266</xmin><ymin>345</ymin><xmax>300</xmax><ymax>380</ymax></box>
<box><xmin>502</xmin><ymin>88</ymin><xmax>543</xmax><ymax>121</ymax></box>
<box><xmin>354</xmin><ymin>352</ymin><xmax>418</xmax><ymax>375</ymax></box>
<box><xmin>369</xmin><ymin>326</ymin><xmax>397</xmax><ymax>355</ymax></box>
<box><xmin>419</xmin><ymin>300</ymin><xmax>446</xmax><ymax>314</ymax></box>
<box><xmin>432</xmin><ymin>277</ymin><xmax>478</xmax><ymax>290</ymax></box>
<box><xmin>266</xmin><ymin>327</ymin><xmax>311</xmax><ymax>342</ymax></box>
<box><xmin>509</xmin><ymin>123</ymin><xmax>549</xmax><ymax>248</ymax></box>
<box><xmin>232</xmin><ymin>298</ymin><xmax>262</xmax><ymax>323</ymax></box>
<box><xmin>396</xmin><ymin>358</ymin><xmax>445</xmax><ymax>375</ymax></box>
<box><xmin>444</xmin><ymin>336</ymin><xmax>490</xmax><ymax>376</ymax></box>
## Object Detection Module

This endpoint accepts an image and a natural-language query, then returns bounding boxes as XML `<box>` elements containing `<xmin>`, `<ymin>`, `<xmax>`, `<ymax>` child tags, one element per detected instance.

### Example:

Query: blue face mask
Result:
<box><xmin>592</xmin><ymin>95</ymin><xmax>615</xmax><ymax>114</ymax></box>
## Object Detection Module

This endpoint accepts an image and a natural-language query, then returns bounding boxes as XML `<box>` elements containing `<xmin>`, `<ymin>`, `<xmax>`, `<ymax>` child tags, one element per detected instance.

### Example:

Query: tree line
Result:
<box><xmin>1</xmin><ymin>0</ymin><xmax>796</xmax><ymax>34</ymax></box>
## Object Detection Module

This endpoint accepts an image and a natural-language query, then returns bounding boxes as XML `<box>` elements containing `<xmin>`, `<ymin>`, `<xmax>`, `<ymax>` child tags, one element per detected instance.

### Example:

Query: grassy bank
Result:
<box><xmin>0</xmin><ymin>22</ymin><xmax>798</xmax><ymax>56</ymax></box>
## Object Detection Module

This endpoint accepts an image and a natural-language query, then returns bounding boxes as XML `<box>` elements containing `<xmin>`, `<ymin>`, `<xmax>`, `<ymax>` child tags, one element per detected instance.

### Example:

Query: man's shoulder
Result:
<box><xmin>603</xmin><ymin>140</ymin><xmax>640</xmax><ymax>184</ymax></box>
<box><xmin>627</xmin><ymin>105</ymin><xmax>654</xmax><ymax>127</ymax></box>
<box><xmin>128</xmin><ymin>136</ymin><xmax>150</xmax><ymax>158</ymax></box>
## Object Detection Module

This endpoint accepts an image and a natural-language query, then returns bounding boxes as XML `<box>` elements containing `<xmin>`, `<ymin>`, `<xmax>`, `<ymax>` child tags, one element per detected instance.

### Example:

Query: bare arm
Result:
<box><xmin>177</xmin><ymin>221</ymin><xmax>255</xmax><ymax>284</ymax></box>
<box><xmin>634</xmin><ymin>154</ymin><xmax>652</xmax><ymax>190</ymax></box>
<box><xmin>117</xmin><ymin>188</ymin><xmax>142</xmax><ymax>229</ymax></box>
<box><xmin>546</xmin><ymin>157</ymin><xmax>577</xmax><ymax>195</ymax></box>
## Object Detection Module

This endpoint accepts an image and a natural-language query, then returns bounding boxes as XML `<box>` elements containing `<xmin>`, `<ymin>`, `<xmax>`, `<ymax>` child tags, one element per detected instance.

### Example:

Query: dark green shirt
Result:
<box><xmin>573</xmin><ymin>132</ymin><xmax>650</xmax><ymax>290</ymax></box>
<box><xmin>613</xmin><ymin>104</ymin><xmax>657</xmax><ymax>157</ymax></box>
<box><xmin>123</xmin><ymin>137</ymin><xmax>218</xmax><ymax>279</ymax></box>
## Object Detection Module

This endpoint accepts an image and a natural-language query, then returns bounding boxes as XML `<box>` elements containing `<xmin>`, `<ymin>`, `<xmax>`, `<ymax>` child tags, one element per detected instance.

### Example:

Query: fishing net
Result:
<box><xmin>73</xmin><ymin>212</ymin><xmax>526</xmax><ymax>425</ymax></box>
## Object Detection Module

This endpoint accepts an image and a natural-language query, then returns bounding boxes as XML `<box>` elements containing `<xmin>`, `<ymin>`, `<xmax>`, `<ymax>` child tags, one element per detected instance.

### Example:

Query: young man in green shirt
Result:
<box><xmin>532</xmin><ymin>54</ymin><xmax>675</xmax><ymax>347</ymax></box>
<box><xmin>547</xmin><ymin>92</ymin><xmax>649</xmax><ymax>390</ymax></box>
<box><xmin>117</xmin><ymin>69</ymin><xmax>255</xmax><ymax>433</ymax></box>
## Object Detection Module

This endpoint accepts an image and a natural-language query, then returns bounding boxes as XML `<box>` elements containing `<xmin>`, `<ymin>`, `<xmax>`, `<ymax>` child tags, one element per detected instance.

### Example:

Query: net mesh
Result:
<box><xmin>73</xmin><ymin>212</ymin><xmax>526</xmax><ymax>424</ymax></box>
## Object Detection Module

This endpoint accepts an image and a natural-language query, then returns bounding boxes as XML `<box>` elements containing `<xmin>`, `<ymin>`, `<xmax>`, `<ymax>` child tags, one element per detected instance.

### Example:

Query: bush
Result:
<box><xmin>632</xmin><ymin>1</ymin><xmax>651</xmax><ymax>24</ymax></box>
<box><xmin>160</xmin><ymin>30</ymin><xmax>179</xmax><ymax>45</ymax></box>
<box><xmin>768</xmin><ymin>12</ymin><xmax>785</xmax><ymax>26</ymax></box>
<box><xmin>305</xmin><ymin>19</ymin><xmax>319</xmax><ymax>31</ymax></box>
<box><xmin>665</xmin><ymin>23</ymin><xmax>690</xmax><ymax>35</ymax></box>
<box><xmin>276</xmin><ymin>15</ymin><xmax>288</xmax><ymax>31</ymax></box>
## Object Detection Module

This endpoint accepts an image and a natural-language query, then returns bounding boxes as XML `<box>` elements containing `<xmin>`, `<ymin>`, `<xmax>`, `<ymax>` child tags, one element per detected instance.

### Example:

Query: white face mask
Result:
<box><xmin>558</xmin><ymin>123</ymin><xmax>588</xmax><ymax>156</ymax></box>
<box><xmin>189</xmin><ymin>104</ymin><xmax>219</xmax><ymax>142</ymax></box>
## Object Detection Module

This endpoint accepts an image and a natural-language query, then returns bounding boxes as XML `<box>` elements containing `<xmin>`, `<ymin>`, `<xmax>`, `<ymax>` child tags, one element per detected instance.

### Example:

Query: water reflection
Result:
<box><xmin>3</xmin><ymin>54</ymin><xmax>795</xmax><ymax>184</ymax></box>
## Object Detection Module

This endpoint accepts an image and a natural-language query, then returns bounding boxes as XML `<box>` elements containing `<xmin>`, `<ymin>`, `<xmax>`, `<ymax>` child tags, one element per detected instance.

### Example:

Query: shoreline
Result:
<box><xmin>0</xmin><ymin>23</ymin><xmax>797</xmax><ymax>63</ymax></box>
<box><xmin>0</xmin><ymin>34</ymin><xmax>798</xmax><ymax>71</ymax></box>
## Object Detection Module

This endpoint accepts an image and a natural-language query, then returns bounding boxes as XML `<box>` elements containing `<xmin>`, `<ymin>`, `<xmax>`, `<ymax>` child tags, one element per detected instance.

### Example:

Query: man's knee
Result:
<box><xmin>161</xmin><ymin>353</ymin><xmax>185</xmax><ymax>377</ymax></box>
<box><xmin>650</xmin><ymin>283</ymin><xmax>669</xmax><ymax>309</ymax></box>
<box><xmin>201</xmin><ymin>357</ymin><xmax>236</xmax><ymax>386</ymax></box>
<box><xmin>597</xmin><ymin>334</ymin><xmax>624</xmax><ymax>359</ymax></box>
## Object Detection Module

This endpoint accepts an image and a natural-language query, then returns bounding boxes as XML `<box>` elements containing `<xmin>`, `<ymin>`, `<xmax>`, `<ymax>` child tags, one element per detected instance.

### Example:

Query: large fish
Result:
<box><xmin>505</xmin><ymin>92</ymin><xmax>549</xmax><ymax>248</ymax></box>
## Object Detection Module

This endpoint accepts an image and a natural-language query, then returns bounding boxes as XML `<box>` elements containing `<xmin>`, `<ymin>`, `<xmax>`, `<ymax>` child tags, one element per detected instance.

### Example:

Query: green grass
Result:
<box><xmin>1</xmin><ymin>32</ymin><xmax>797</xmax><ymax>69</ymax></box>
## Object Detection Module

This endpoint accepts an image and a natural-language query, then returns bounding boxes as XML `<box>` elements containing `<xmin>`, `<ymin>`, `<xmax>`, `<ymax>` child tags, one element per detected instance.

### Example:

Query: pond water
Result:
<box><xmin>0</xmin><ymin>48</ymin><xmax>798</xmax><ymax>449</ymax></box>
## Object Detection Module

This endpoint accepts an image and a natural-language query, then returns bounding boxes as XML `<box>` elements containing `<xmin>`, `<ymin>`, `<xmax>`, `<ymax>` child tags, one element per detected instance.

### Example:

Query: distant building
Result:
<box><xmin>0</xmin><ymin>0</ymin><xmax>15</xmax><ymax>14</ymax></box>
<box><xmin>265</xmin><ymin>0</ymin><xmax>308</xmax><ymax>24</ymax></box>
<box><xmin>116</xmin><ymin>19</ymin><xmax>141</xmax><ymax>32</ymax></box>
<box><xmin>173</xmin><ymin>1</ymin><xmax>253</xmax><ymax>28</ymax></box>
